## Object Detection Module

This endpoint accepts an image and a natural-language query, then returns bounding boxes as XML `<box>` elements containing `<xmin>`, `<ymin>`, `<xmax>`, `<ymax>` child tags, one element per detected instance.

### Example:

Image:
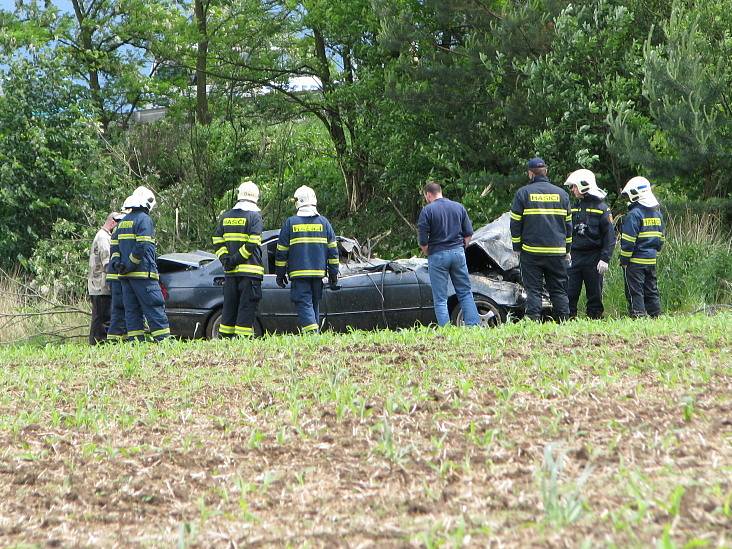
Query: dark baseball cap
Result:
<box><xmin>527</xmin><ymin>157</ymin><xmax>546</xmax><ymax>169</ymax></box>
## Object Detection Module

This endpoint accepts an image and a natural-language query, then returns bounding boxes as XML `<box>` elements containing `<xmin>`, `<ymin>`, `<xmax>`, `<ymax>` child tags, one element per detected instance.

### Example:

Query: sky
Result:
<box><xmin>0</xmin><ymin>0</ymin><xmax>73</xmax><ymax>12</ymax></box>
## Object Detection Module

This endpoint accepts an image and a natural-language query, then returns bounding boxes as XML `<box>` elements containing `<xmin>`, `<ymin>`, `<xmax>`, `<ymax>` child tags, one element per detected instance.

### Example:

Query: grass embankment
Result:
<box><xmin>0</xmin><ymin>315</ymin><xmax>730</xmax><ymax>547</ymax></box>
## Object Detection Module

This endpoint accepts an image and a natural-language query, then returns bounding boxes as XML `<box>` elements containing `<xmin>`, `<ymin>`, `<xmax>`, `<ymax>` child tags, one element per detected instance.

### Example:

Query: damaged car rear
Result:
<box><xmin>157</xmin><ymin>215</ymin><xmax>549</xmax><ymax>338</ymax></box>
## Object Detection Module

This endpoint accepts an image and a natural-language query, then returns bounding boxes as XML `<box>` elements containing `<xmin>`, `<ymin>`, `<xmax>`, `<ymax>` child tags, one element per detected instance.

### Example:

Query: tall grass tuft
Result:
<box><xmin>596</xmin><ymin>211</ymin><xmax>732</xmax><ymax>317</ymax></box>
<box><xmin>0</xmin><ymin>270</ymin><xmax>89</xmax><ymax>345</ymax></box>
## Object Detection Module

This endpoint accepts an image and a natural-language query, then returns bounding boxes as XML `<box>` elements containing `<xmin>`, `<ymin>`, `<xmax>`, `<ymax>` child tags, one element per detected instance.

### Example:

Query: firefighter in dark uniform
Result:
<box><xmin>211</xmin><ymin>180</ymin><xmax>264</xmax><ymax>338</ymax></box>
<box><xmin>116</xmin><ymin>186</ymin><xmax>171</xmax><ymax>342</ymax></box>
<box><xmin>510</xmin><ymin>157</ymin><xmax>572</xmax><ymax>321</ymax></box>
<box><xmin>106</xmin><ymin>195</ymin><xmax>135</xmax><ymax>342</ymax></box>
<box><xmin>619</xmin><ymin>176</ymin><xmax>665</xmax><ymax>317</ymax></box>
<box><xmin>563</xmin><ymin>169</ymin><xmax>615</xmax><ymax>319</ymax></box>
<box><xmin>275</xmin><ymin>186</ymin><xmax>339</xmax><ymax>333</ymax></box>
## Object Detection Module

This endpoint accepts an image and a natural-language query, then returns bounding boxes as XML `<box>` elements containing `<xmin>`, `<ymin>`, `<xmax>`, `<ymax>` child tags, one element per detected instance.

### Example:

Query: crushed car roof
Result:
<box><xmin>466</xmin><ymin>212</ymin><xmax>519</xmax><ymax>272</ymax></box>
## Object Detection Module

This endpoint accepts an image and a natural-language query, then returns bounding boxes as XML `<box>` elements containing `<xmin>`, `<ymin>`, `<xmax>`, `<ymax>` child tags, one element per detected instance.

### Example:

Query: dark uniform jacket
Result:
<box><xmin>212</xmin><ymin>208</ymin><xmax>264</xmax><ymax>278</ymax></box>
<box><xmin>275</xmin><ymin>215</ymin><xmax>339</xmax><ymax>279</ymax></box>
<box><xmin>570</xmin><ymin>196</ymin><xmax>615</xmax><ymax>262</ymax></box>
<box><xmin>107</xmin><ymin>226</ymin><xmax>121</xmax><ymax>283</ymax></box>
<box><xmin>620</xmin><ymin>203</ymin><xmax>665</xmax><ymax>266</ymax></box>
<box><xmin>117</xmin><ymin>208</ymin><xmax>160</xmax><ymax>280</ymax></box>
<box><xmin>510</xmin><ymin>176</ymin><xmax>572</xmax><ymax>256</ymax></box>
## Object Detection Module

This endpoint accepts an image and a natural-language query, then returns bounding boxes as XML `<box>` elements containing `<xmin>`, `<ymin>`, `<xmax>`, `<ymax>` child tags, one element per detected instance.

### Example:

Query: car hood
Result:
<box><xmin>158</xmin><ymin>251</ymin><xmax>216</xmax><ymax>269</ymax></box>
<box><xmin>466</xmin><ymin>212</ymin><xmax>519</xmax><ymax>272</ymax></box>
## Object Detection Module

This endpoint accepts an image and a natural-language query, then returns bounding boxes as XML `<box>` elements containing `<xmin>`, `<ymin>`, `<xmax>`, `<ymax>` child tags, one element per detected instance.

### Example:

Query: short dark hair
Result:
<box><xmin>529</xmin><ymin>166</ymin><xmax>548</xmax><ymax>177</ymax></box>
<box><xmin>424</xmin><ymin>181</ymin><xmax>442</xmax><ymax>195</ymax></box>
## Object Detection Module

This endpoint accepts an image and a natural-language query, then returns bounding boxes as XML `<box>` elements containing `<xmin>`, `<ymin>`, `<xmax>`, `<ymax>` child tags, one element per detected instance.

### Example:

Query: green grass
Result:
<box><xmin>0</xmin><ymin>315</ymin><xmax>730</xmax><ymax>546</ymax></box>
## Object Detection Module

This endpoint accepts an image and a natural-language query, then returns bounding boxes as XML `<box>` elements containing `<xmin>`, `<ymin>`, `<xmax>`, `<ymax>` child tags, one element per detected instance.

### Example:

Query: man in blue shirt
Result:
<box><xmin>417</xmin><ymin>181</ymin><xmax>480</xmax><ymax>327</ymax></box>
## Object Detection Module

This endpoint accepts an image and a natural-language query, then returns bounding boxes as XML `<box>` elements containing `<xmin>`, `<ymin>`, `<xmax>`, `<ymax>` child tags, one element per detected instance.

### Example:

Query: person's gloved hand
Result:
<box><xmin>220</xmin><ymin>256</ymin><xmax>231</xmax><ymax>271</ymax></box>
<box><xmin>565</xmin><ymin>253</ymin><xmax>572</xmax><ymax>267</ymax></box>
<box><xmin>328</xmin><ymin>272</ymin><xmax>339</xmax><ymax>290</ymax></box>
<box><xmin>596</xmin><ymin>260</ymin><xmax>609</xmax><ymax>275</ymax></box>
<box><xmin>117</xmin><ymin>262</ymin><xmax>130</xmax><ymax>275</ymax></box>
<box><xmin>276</xmin><ymin>274</ymin><xmax>288</xmax><ymax>288</ymax></box>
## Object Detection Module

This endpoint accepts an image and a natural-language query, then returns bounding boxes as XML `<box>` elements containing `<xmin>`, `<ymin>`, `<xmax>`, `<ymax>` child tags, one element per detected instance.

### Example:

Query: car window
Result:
<box><xmin>263</xmin><ymin>239</ymin><xmax>278</xmax><ymax>274</ymax></box>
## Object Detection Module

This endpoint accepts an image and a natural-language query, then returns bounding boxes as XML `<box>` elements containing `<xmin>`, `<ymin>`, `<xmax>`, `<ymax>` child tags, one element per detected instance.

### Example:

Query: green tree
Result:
<box><xmin>608</xmin><ymin>2</ymin><xmax>732</xmax><ymax>199</ymax></box>
<box><xmin>0</xmin><ymin>53</ymin><xmax>119</xmax><ymax>267</ymax></box>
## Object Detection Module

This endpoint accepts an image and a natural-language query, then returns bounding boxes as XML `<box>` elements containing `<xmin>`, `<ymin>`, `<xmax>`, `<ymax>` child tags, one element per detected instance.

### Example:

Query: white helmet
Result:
<box><xmin>237</xmin><ymin>180</ymin><xmax>260</xmax><ymax>204</ymax></box>
<box><xmin>294</xmin><ymin>185</ymin><xmax>317</xmax><ymax>209</ymax></box>
<box><xmin>564</xmin><ymin>169</ymin><xmax>606</xmax><ymax>199</ymax></box>
<box><xmin>121</xmin><ymin>195</ymin><xmax>136</xmax><ymax>213</ymax></box>
<box><xmin>132</xmin><ymin>186</ymin><xmax>156</xmax><ymax>212</ymax></box>
<box><xmin>621</xmin><ymin>176</ymin><xmax>659</xmax><ymax>208</ymax></box>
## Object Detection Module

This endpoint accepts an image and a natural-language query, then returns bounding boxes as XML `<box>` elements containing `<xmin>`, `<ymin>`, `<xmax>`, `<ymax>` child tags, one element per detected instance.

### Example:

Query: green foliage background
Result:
<box><xmin>1</xmin><ymin>0</ymin><xmax>731</xmax><ymax>310</ymax></box>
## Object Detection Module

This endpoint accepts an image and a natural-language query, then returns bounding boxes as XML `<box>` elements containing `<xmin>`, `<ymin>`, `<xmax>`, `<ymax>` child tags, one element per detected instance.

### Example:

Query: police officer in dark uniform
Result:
<box><xmin>563</xmin><ymin>169</ymin><xmax>615</xmax><ymax>319</ymax></box>
<box><xmin>619</xmin><ymin>176</ymin><xmax>665</xmax><ymax>317</ymax></box>
<box><xmin>510</xmin><ymin>157</ymin><xmax>572</xmax><ymax>321</ymax></box>
<box><xmin>117</xmin><ymin>186</ymin><xmax>171</xmax><ymax>342</ymax></box>
<box><xmin>211</xmin><ymin>180</ymin><xmax>264</xmax><ymax>338</ymax></box>
<box><xmin>275</xmin><ymin>185</ymin><xmax>339</xmax><ymax>333</ymax></box>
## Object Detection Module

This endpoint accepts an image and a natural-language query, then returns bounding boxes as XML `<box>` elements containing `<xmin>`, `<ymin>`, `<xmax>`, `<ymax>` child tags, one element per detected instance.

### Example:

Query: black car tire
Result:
<box><xmin>451</xmin><ymin>295</ymin><xmax>505</xmax><ymax>328</ymax></box>
<box><xmin>205</xmin><ymin>309</ymin><xmax>263</xmax><ymax>339</ymax></box>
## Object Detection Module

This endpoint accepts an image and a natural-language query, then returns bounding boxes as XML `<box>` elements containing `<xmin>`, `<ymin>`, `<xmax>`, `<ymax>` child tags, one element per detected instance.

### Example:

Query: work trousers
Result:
<box><xmin>107</xmin><ymin>281</ymin><xmax>127</xmax><ymax>341</ymax></box>
<box><xmin>290</xmin><ymin>278</ymin><xmax>323</xmax><ymax>333</ymax></box>
<box><xmin>120</xmin><ymin>278</ymin><xmax>171</xmax><ymax>341</ymax></box>
<box><xmin>427</xmin><ymin>247</ymin><xmax>480</xmax><ymax>327</ymax></box>
<box><xmin>89</xmin><ymin>294</ymin><xmax>111</xmax><ymax>345</ymax></box>
<box><xmin>567</xmin><ymin>250</ymin><xmax>604</xmax><ymax>319</ymax></box>
<box><xmin>623</xmin><ymin>264</ymin><xmax>661</xmax><ymax>317</ymax></box>
<box><xmin>520</xmin><ymin>252</ymin><xmax>570</xmax><ymax>321</ymax></box>
<box><xmin>220</xmin><ymin>276</ymin><xmax>262</xmax><ymax>338</ymax></box>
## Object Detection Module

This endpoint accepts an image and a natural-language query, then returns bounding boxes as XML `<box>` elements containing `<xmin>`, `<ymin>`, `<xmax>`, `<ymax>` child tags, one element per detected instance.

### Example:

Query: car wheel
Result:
<box><xmin>206</xmin><ymin>309</ymin><xmax>223</xmax><ymax>339</ymax></box>
<box><xmin>206</xmin><ymin>309</ymin><xmax>264</xmax><ymax>339</ymax></box>
<box><xmin>451</xmin><ymin>295</ymin><xmax>504</xmax><ymax>328</ymax></box>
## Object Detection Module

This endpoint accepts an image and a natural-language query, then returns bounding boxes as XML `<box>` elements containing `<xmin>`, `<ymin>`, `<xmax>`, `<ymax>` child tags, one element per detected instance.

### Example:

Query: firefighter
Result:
<box><xmin>563</xmin><ymin>169</ymin><xmax>615</xmax><ymax>319</ymax></box>
<box><xmin>211</xmin><ymin>180</ymin><xmax>264</xmax><ymax>338</ymax></box>
<box><xmin>116</xmin><ymin>186</ymin><xmax>171</xmax><ymax>341</ymax></box>
<box><xmin>106</xmin><ymin>195</ymin><xmax>135</xmax><ymax>342</ymax></box>
<box><xmin>619</xmin><ymin>176</ymin><xmax>665</xmax><ymax>317</ymax></box>
<box><xmin>510</xmin><ymin>157</ymin><xmax>572</xmax><ymax>321</ymax></box>
<box><xmin>275</xmin><ymin>186</ymin><xmax>339</xmax><ymax>333</ymax></box>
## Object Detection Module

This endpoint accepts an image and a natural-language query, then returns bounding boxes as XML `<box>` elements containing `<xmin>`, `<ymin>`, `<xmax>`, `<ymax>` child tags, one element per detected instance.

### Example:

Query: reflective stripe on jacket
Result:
<box><xmin>620</xmin><ymin>203</ymin><xmax>665</xmax><ymax>266</ymax></box>
<box><xmin>275</xmin><ymin>215</ymin><xmax>339</xmax><ymax>278</ymax></box>
<box><xmin>212</xmin><ymin>209</ymin><xmax>264</xmax><ymax>278</ymax></box>
<box><xmin>117</xmin><ymin>208</ymin><xmax>159</xmax><ymax>280</ymax></box>
<box><xmin>570</xmin><ymin>196</ymin><xmax>615</xmax><ymax>262</ymax></box>
<box><xmin>510</xmin><ymin>176</ymin><xmax>572</xmax><ymax>255</ymax></box>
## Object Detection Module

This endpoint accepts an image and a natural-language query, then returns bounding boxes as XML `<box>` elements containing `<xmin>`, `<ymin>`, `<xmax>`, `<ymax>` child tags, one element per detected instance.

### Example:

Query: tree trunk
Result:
<box><xmin>313</xmin><ymin>29</ymin><xmax>368</xmax><ymax>211</ymax></box>
<box><xmin>71</xmin><ymin>0</ymin><xmax>110</xmax><ymax>132</ymax></box>
<box><xmin>194</xmin><ymin>0</ymin><xmax>211</xmax><ymax>125</ymax></box>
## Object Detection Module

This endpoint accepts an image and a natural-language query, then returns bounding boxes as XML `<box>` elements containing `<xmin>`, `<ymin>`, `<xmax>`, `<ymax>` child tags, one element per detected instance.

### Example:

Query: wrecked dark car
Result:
<box><xmin>157</xmin><ymin>215</ymin><xmax>551</xmax><ymax>338</ymax></box>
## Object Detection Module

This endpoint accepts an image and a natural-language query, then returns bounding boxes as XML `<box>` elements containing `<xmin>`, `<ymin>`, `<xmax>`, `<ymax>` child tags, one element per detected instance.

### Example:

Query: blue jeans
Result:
<box><xmin>428</xmin><ymin>247</ymin><xmax>480</xmax><ymax>327</ymax></box>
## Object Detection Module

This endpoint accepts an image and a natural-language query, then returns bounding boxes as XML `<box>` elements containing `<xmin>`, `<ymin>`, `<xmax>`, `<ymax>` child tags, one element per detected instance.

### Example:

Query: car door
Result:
<box><xmin>378</xmin><ymin>268</ymin><xmax>423</xmax><ymax>329</ymax></box>
<box><xmin>322</xmin><ymin>271</ymin><xmax>385</xmax><ymax>331</ymax></box>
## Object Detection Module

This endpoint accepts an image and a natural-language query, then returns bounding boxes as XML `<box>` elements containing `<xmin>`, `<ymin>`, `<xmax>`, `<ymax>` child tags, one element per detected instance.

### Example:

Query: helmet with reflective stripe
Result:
<box><xmin>621</xmin><ymin>176</ymin><xmax>659</xmax><ymax>207</ymax></box>
<box><xmin>131</xmin><ymin>186</ymin><xmax>157</xmax><ymax>212</ymax></box>
<box><xmin>564</xmin><ymin>169</ymin><xmax>606</xmax><ymax>199</ymax></box>
<box><xmin>294</xmin><ymin>185</ymin><xmax>317</xmax><ymax>208</ymax></box>
<box><xmin>237</xmin><ymin>180</ymin><xmax>260</xmax><ymax>204</ymax></box>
